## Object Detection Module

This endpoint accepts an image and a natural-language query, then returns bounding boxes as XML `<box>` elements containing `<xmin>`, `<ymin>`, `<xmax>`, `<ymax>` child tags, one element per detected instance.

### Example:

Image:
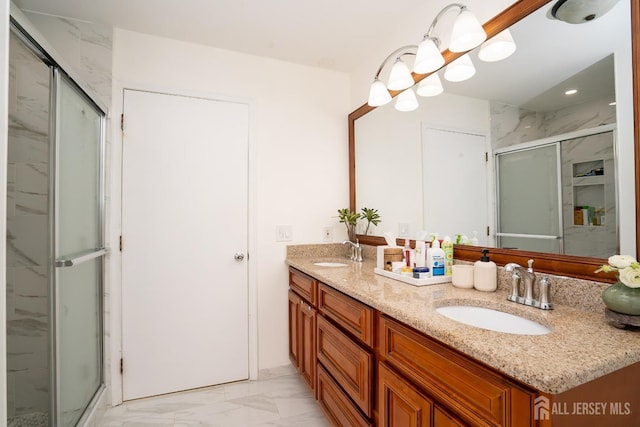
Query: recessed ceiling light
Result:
<box><xmin>609</xmin><ymin>101</ymin><xmax>617</xmax><ymax>106</ymax></box>
<box><xmin>565</xmin><ymin>89</ymin><xmax>578</xmax><ymax>95</ymax></box>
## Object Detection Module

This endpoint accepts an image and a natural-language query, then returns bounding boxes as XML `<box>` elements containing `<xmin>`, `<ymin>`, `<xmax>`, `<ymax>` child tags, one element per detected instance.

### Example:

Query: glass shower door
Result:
<box><xmin>53</xmin><ymin>71</ymin><xmax>106</xmax><ymax>426</ymax></box>
<box><xmin>496</xmin><ymin>144</ymin><xmax>563</xmax><ymax>253</ymax></box>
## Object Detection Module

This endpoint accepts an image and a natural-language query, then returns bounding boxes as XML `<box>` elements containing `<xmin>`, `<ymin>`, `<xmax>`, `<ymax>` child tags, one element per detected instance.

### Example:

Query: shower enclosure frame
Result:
<box><xmin>9</xmin><ymin>15</ymin><xmax>108</xmax><ymax>427</ymax></box>
<box><xmin>494</xmin><ymin>123</ymin><xmax>618</xmax><ymax>256</ymax></box>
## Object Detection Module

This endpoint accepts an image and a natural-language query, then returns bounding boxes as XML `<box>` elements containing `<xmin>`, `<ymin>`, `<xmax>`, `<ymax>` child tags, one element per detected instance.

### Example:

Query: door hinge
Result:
<box><xmin>119</xmin><ymin>235</ymin><xmax>123</xmax><ymax>251</ymax></box>
<box><xmin>486</xmin><ymin>226</ymin><xmax>490</xmax><ymax>236</ymax></box>
<box><xmin>485</xmin><ymin>152</ymin><xmax>489</xmax><ymax>162</ymax></box>
<box><xmin>120</xmin><ymin>113</ymin><xmax>124</xmax><ymax>132</ymax></box>
<box><xmin>120</xmin><ymin>358</ymin><xmax>123</xmax><ymax>375</ymax></box>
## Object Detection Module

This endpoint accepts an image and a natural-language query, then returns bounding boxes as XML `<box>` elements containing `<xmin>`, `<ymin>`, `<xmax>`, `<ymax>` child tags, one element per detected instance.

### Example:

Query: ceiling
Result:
<box><xmin>12</xmin><ymin>0</ymin><xmax>625</xmax><ymax>111</ymax></box>
<box><xmin>13</xmin><ymin>0</ymin><xmax>463</xmax><ymax>73</ymax></box>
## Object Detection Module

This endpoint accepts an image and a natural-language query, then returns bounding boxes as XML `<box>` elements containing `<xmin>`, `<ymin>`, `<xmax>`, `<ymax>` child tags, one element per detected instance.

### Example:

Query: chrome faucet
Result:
<box><xmin>342</xmin><ymin>239</ymin><xmax>363</xmax><ymax>262</ymax></box>
<box><xmin>504</xmin><ymin>259</ymin><xmax>553</xmax><ymax>310</ymax></box>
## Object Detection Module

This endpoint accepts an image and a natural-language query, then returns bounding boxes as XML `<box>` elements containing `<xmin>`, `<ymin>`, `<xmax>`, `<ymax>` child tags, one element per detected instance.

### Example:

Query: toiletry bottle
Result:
<box><xmin>415</xmin><ymin>240</ymin><xmax>426</xmax><ymax>268</ymax></box>
<box><xmin>428</xmin><ymin>239</ymin><xmax>445</xmax><ymax>276</ymax></box>
<box><xmin>403</xmin><ymin>238</ymin><xmax>412</xmax><ymax>267</ymax></box>
<box><xmin>474</xmin><ymin>248</ymin><xmax>497</xmax><ymax>292</ymax></box>
<box><xmin>442</xmin><ymin>236</ymin><xmax>454</xmax><ymax>276</ymax></box>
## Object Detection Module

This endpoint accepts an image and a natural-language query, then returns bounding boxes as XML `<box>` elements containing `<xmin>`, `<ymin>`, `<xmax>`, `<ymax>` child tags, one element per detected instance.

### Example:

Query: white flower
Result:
<box><xmin>608</xmin><ymin>255</ymin><xmax>637</xmax><ymax>269</ymax></box>
<box><xmin>619</xmin><ymin>266</ymin><xmax>640</xmax><ymax>288</ymax></box>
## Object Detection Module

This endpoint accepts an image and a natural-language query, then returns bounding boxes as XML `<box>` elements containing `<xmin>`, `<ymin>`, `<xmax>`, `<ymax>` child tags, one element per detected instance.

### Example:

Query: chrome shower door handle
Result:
<box><xmin>234</xmin><ymin>253</ymin><xmax>245</xmax><ymax>261</ymax></box>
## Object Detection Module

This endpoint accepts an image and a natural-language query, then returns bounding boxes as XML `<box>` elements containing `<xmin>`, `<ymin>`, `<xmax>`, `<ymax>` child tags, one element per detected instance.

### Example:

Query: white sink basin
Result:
<box><xmin>436</xmin><ymin>305</ymin><xmax>551</xmax><ymax>335</ymax></box>
<box><xmin>313</xmin><ymin>261</ymin><xmax>348</xmax><ymax>267</ymax></box>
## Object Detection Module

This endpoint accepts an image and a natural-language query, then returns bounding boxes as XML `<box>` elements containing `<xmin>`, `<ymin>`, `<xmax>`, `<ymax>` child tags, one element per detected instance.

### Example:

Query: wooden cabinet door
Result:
<box><xmin>378</xmin><ymin>362</ymin><xmax>432</xmax><ymax>427</ymax></box>
<box><xmin>288</xmin><ymin>290</ymin><xmax>301</xmax><ymax>370</ymax></box>
<box><xmin>434</xmin><ymin>406</ymin><xmax>465</xmax><ymax>427</ymax></box>
<box><xmin>300</xmin><ymin>299</ymin><xmax>317</xmax><ymax>395</ymax></box>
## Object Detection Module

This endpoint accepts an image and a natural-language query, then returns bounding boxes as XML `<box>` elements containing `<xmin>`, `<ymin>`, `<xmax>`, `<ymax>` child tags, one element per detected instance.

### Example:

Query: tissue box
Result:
<box><xmin>377</xmin><ymin>245</ymin><xmax>403</xmax><ymax>270</ymax></box>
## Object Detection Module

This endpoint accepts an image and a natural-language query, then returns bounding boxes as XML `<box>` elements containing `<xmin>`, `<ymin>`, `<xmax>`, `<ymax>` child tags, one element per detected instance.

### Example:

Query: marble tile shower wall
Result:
<box><xmin>490</xmin><ymin>97</ymin><xmax>616</xmax><ymax>150</ymax></box>
<box><xmin>7</xmin><ymin>31</ymin><xmax>52</xmax><ymax>419</ymax></box>
<box><xmin>561</xmin><ymin>132</ymin><xmax>616</xmax><ymax>257</ymax></box>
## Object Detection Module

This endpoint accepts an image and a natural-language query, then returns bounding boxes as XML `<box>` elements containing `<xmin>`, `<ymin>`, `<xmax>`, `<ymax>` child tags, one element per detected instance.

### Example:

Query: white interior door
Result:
<box><xmin>121</xmin><ymin>89</ymin><xmax>249</xmax><ymax>401</ymax></box>
<box><xmin>422</xmin><ymin>127</ymin><xmax>488</xmax><ymax>244</ymax></box>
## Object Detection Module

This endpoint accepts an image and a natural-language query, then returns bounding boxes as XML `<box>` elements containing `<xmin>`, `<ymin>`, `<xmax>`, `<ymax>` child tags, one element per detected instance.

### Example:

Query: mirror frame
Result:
<box><xmin>348</xmin><ymin>0</ymin><xmax>639</xmax><ymax>283</ymax></box>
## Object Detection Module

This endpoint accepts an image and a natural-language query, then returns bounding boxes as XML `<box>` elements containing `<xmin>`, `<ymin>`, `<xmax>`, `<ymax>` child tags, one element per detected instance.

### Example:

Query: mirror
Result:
<box><xmin>349</xmin><ymin>0</ymin><xmax>639</xmax><ymax>282</ymax></box>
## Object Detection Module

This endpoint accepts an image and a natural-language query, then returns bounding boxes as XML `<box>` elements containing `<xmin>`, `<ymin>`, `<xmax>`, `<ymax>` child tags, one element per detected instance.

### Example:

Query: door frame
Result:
<box><xmin>108</xmin><ymin>83</ymin><xmax>258</xmax><ymax>406</ymax></box>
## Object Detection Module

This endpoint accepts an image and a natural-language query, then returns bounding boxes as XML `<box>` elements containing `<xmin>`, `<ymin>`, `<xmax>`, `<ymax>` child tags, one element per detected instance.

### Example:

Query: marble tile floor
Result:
<box><xmin>98</xmin><ymin>370</ymin><xmax>330</xmax><ymax>427</ymax></box>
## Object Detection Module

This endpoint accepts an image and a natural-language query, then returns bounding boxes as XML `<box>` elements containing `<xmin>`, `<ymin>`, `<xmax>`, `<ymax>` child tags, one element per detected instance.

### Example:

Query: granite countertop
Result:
<box><xmin>286</xmin><ymin>254</ymin><xmax>640</xmax><ymax>395</ymax></box>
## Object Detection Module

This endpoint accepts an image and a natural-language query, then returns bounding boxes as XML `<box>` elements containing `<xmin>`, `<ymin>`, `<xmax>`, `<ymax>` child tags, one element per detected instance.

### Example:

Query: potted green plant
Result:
<box><xmin>361</xmin><ymin>207</ymin><xmax>381</xmax><ymax>235</ymax></box>
<box><xmin>337</xmin><ymin>208</ymin><xmax>360</xmax><ymax>241</ymax></box>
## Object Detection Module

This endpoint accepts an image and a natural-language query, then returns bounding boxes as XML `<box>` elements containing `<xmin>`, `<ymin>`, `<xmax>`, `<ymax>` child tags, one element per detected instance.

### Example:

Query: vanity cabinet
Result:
<box><xmin>379</xmin><ymin>314</ymin><xmax>537</xmax><ymax>427</ymax></box>
<box><xmin>288</xmin><ymin>269</ymin><xmax>318</xmax><ymax>395</ymax></box>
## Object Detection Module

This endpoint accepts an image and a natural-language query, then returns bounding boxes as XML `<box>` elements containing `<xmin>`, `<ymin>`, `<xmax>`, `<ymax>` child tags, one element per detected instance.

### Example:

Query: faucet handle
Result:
<box><xmin>538</xmin><ymin>276</ymin><xmax>553</xmax><ymax>310</ymax></box>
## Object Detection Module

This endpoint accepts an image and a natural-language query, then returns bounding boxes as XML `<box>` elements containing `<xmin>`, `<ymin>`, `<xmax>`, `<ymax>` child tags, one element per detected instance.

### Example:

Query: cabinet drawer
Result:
<box><xmin>317</xmin><ymin>315</ymin><xmax>374</xmax><ymax>417</ymax></box>
<box><xmin>289</xmin><ymin>268</ymin><xmax>317</xmax><ymax>306</ymax></box>
<box><xmin>317</xmin><ymin>364</ymin><xmax>372</xmax><ymax>427</ymax></box>
<box><xmin>379</xmin><ymin>315</ymin><xmax>509</xmax><ymax>426</ymax></box>
<box><xmin>318</xmin><ymin>283</ymin><xmax>375</xmax><ymax>347</ymax></box>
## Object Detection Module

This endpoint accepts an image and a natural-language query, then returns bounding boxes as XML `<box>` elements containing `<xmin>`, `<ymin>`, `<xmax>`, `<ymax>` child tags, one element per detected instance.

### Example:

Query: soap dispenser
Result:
<box><xmin>474</xmin><ymin>248</ymin><xmax>497</xmax><ymax>292</ymax></box>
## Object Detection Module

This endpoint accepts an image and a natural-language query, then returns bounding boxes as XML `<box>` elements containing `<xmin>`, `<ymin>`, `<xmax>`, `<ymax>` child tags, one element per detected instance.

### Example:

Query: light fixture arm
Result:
<box><xmin>424</xmin><ymin>3</ymin><xmax>467</xmax><ymax>39</ymax></box>
<box><xmin>373</xmin><ymin>45</ymin><xmax>418</xmax><ymax>80</ymax></box>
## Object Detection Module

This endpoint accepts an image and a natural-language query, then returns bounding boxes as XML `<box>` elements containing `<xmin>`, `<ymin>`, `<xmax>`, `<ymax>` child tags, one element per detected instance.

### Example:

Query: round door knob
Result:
<box><xmin>234</xmin><ymin>253</ymin><xmax>245</xmax><ymax>261</ymax></box>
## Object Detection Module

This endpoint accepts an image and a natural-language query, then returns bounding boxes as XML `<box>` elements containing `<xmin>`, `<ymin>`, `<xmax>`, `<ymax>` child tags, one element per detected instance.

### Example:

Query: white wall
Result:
<box><xmin>355</xmin><ymin>92</ymin><xmax>489</xmax><ymax>238</ymax></box>
<box><xmin>110</xmin><ymin>28</ymin><xmax>350</xmax><ymax>402</ymax></box>
<box><xmin>1</xmin><ymin>1</ymin><xmax>10</xmax><ymax>421</ymax></box>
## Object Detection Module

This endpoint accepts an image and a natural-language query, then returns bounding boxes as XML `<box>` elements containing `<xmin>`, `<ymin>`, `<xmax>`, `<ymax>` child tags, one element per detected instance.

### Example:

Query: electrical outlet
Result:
<box><xmin>323</xmin><ymin>226</ymin><xmax>333</xmax><ymax>242</ymax></box>
<box><xmin>399</xmin><ymin>222</ymin><xmax>410</xmax><ymax>237</ymax></box>
<box><xmin>276</xmin><ymin>225</ymin><xmax>292</xmax><ymax>242</ymax></box>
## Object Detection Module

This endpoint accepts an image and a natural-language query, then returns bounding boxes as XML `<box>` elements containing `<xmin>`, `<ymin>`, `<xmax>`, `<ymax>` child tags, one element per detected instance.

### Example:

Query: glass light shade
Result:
<box><xmin>444</xmin><ymin>54</ymin><xmax>476</xmax><ymax>82</ymax></box>
<box><xmin>478</xmin><ymin>29</ymin><xmax>516</xmax><ymax>62</ymax></box>
<box><xmin>387</xmin><ymin>58</ymin><xmax>415</xmax><ymax>91</ymax></box>
<box><xmin>449</xmin><ymin>9</ymin><xmax>487</xmax><ymax>52</ymax></box>
<box><xmin>395</xmin><ymin>88</ymin><xmax>419</xmax><ymax>112</ymax></box>
<box><xmin>368</xmin><ymin>79</ymin><xmax>392</xmax><ymax>106</ymax></box>
<box><xmin>416</xmin><ymin>73</ymin><xmax>443</xmax><ymax>97</ymax></box>
<box><xmin>414</xmin><ymin>37</ymin><xmax>445</xmax><ymax>74</ymax></box>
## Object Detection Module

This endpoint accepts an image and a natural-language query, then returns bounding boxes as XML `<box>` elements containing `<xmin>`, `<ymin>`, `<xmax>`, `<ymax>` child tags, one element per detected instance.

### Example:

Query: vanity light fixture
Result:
<box><xmin>478</xmin><ymin>29</ymin><xmax>517</xmax><ymax>62</ymax></box>
<box><xmin>367</xmin><ymin>77</ymin><xmax>393</xmax><ymax>107</ymax></box>
<box><xmin>367</xmin><ymin>45</ymin><xmax>417</xmax><ymax>107</ymax></box>
<box><xmin>366</xmin><ymin>3</ymin><xmax>500</xmax><ymax>108</ymax></box>
<box><xmin>416</xmin><ymin>72</ymin><xmax>444</xmax><ymax>97</ymax></box>
<box><xmin>414</xmin><ymin>3</ymin><xmax>486</xmax><ymax>73</ymax></box>
<box><xmin>444</xmin><ymin>53</ymin><xmax>476</xmax><ymax>82</ymax></box>
<box><xmin>395</xmin><ymin>88</ymin><xmax>419</xmax><ymax>111</ymax></box>
<box><xmin>387</xmin><ymin>56</ymin><xmax>415</xmax><ymax>91</ymax></box>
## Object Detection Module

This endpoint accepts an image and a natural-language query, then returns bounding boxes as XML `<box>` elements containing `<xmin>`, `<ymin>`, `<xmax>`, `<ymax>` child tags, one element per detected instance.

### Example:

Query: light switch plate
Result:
<box><xmin>276</xmin><ymin>225</ymin><xmax>292</xmax><ymax>242</ymax></box>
